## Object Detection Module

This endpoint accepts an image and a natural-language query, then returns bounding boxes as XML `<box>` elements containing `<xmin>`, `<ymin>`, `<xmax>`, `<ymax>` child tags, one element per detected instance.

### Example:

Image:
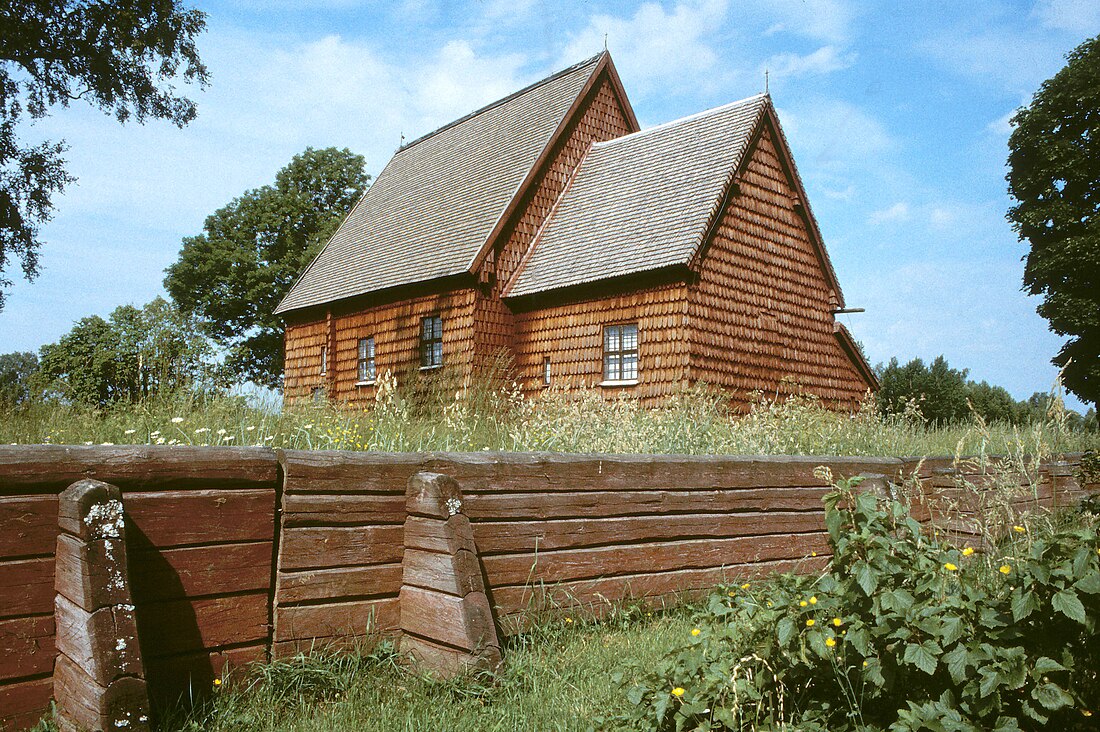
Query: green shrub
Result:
<box><xmin>612</xmin><ymin>478</ymin><xmax>1100</xmax><ymax>730</ymax></box>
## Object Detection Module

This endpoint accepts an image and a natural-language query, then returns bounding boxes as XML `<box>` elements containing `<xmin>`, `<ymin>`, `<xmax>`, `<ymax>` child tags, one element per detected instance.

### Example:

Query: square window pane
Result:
<box><xmin>623</xmin><ymin>354</ymin><xmax>638</xmax><ymax>380</ymax></box>
<box><xmin>433</xmin><ymin>317</ymin><xmax>442</xmax><ymax>339</ymax></box>
<box><xmin>433</xmin><ymin>342</ymin><xmax>443</xmax><ymax>366</ymax></box>
<box><xmin>622</xmin><ymin>325</ymin><xmax>637</xmax><ymax>350</ymax></box>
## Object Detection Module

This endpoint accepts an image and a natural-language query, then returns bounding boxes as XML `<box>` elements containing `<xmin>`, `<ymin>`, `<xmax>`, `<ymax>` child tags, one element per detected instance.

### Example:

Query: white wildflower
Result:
<box><xmin>124</xmin><ymin>429</ymin><xmax>136</xmax><ymax>435</ymax></box>
<box><xmin>216</xmin><ymin>428</ymin><xmax>227</xmax><ymax>435</ymax></box>
<box><xmin>83</xmin><ymin>441</ymin><xmax>93</xmax><ymax>446</ymax></box>
<box><xmin>246</xmin><ymin>425</ymin><xmax>256</xmax><ymax>431</ymax></box>
<box><xmin>170</xmin><ymin>417</ymin><xmax>184</xmax><ymax>423</ymax></box>
<box><xmin>150</xmin><ymin>430</ymin><xmax>160</xmax><ymax>437</ymax></box>
<box><xmin>194</xmin><ymin>427</ymin><xmax>209</xmax><ymax>434</ymax></box>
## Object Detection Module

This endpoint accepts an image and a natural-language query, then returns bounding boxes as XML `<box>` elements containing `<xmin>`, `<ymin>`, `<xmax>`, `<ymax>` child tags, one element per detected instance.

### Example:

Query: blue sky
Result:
<box><xmin>2</xmin><ymin>0</ymin><xmax>1097</xmax><ymax>410</ymax></box>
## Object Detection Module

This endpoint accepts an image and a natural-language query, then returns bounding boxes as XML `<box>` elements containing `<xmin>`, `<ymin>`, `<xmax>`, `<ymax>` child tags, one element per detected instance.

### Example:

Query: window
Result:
<box><xmin>320</xmin><ymin>346</ymin><xmax>328</xmax><ymax>375</ymax></box>
<box><xmin>357</xmin><ymin>337</ymin><xmax>376</xmax><ymax>383</ymax></box>
<box><xmin>420</xmin><ymin>315</ymin><xmax>443</xmax><ymax>369</ymax></box>
<box><xmin>542</xmin><ymin>356</ymin><xmax>551</xmax><ymax>386</ymax></box>
<box><xmin>603</xmin><ymin>324</ymin><xmax>638</xmax><ymax>382</ymax></box>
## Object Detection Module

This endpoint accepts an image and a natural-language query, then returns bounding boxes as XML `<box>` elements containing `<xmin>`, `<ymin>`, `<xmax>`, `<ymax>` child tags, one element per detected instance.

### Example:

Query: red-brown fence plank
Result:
<box><xmin>277</xmin><ymin>564</ymin><xmax>402</xmax><ymax>605</ymax></box>
<box><xmin>130</xmin><ymin>542</ymin><xmax>273</xmax><ymax>603</ymax></box>
<box><xmin>136</xmin><ymin>593</ymin><xmax>270</xmax><ymax>659</ymax></box>
<box><xmin>0</xmin><ymin>496</ymin><xmax>57</xmax><ymax>559</ymax></box>
<box><xmin>125</xmin><ymin>490</ymin><xmax>275</xmax><ymax>547</ymax></box>
<box><xmin>0</xmin><ymin>557</ymin><xmax>53</xmax><ymax>619</ymax></box>
<box><xmin>279</xmin><ymin>526</ymin><xmax>403</xmax><ymax>570</ymax></box>
<box><xmin>0</xmin><ymin>676</ymin><xmax>52</xmax><ymax>732</ymax></box>
<box><xmin>0</xmin><ymin>615</ymin><xmax>54</xmax><ymax>682</ymax></box>
<box><xmin>274</xmin><ymin>597</ymin><xmax>400</xmax><ymax>646</ymax></box>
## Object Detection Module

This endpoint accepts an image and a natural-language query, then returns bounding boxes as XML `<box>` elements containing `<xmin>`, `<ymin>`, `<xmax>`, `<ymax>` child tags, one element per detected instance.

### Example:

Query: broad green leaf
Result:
<box><xmin>1011</xmin><ymin>588</ymin><xmax>1037</xmax><ymax>622</ymax></box>
<box><xmin>1033</xmin><ymin>681</ymin><xmax>1074</xmax><ymax>710</ymax></box>
<box><xmin>777</xmin><ymin>617</ymin><xmax>795</xmax><ymax>646</ymax></box>
<box><xmin>943</xmin><ymin>644</ymin><xmax>969</xmax><ymax>684</ymax></box>
<box><xmin>846</xmin><ymin>627</ymin><xmax>870</xmax><ymax>655</ymax></box>
<box><xmin>1032</xmin><ymin>656</ymin><xmax>1066</xmax><ymax>675</ymax></box>
<box><xmin>1052</xmin><ymin>589</ymin><xmax>1087</xmax><ymax>624</ymax></box>
<box><xmin>1074</xmin><ymin>571</ymin><xmax>1100</xmax><ymax>594</ymax></box>
<box><xmin>941</xmin><ymin>615</ymin><xmax>964</xmax><ymax>645</ymax></box>
<box><xmin>1021</xmin><ymin>700</ymin><xmax>1050</xmax><ymax>724</ymax></box>
<box><xmin>854</xmin><ymin>561</ymin><xmax>878</xmax><ymax>596</ymax></box>
<box><xmin>903</xmin><ymin>641</ymin><xmax>938</xmax><ymax>675</ymax></box>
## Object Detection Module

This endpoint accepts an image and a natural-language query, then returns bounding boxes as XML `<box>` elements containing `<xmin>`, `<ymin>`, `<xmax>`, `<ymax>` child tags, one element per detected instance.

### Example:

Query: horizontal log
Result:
<box><xmin>399</xmin><ymin>586</ymin><xmax>495</xmax><ymax>653</ymax></box>
<box><xmin>0</xmin><ymin>615</ymin><xmax>54</xmax><ymax>682</ymax></box>
<box><xmin>279</xmin><ymin>450</ymin><xmax>423</xmax><ymax>494</ymax></box>
<box><xmin>470</xmin><ymin>511</ymin><xmax>827</xmax><ymax>554</ymax></box>
<box><xmin>404</xmin><ymin>515</ymin><xmax>477</xmax><ymax>555</ymax></box>
<box><xmin>281</xmin><ymin>493</ymin><xmax>404</xmax><ymax>526</ymax></box>
<box><xmin>54</xmin><ymin>595</ymin><xmax>142</xmax><ymax>688</ymax></box>
<box><xmin>136</xmin><ymin>593</ymin><xmax>270</xmax><ymax>659</ymax></box>
<box><xmin>130</xmin><ymin>542</ymin><xmax>272</xmax><ymax>603</ymax></box>
<box><xmin>492</xmin><ymin>556</ymin><xmax>832</xmax><ymax>624</ymax></box>
<box><xmin>482</xmin><ymin>532</ymin><xmax>830</xmax><ymax>587</ymax></box>
<box><xmin>0</xmin><ymin>676</ymin><xmax>53</xmax><ymax>732</ymax></box>
<box><xmin>402</xmin><ymin>548</ymin><xmax>484</xmax><ymax>597</ymax></box>
<box><xmin>0</xmin><ymin>446</ymin><xmax>278</xmax><ymax>493</ymax></box>
<box><xmin>125</xmin><ymin>490</ymin><xmax>275</xmax><ymax>548</ymax></box>
<box><xmin>464</xmin><ymin>487</ymin><xmax>830</xmax><ymax>520</ymax></box>
<box><xmin>274</xmin><ymin>597</ymin><xmax>399</xmax><ymax>644</ymax></box>
<box><xmin>279</xmin><ymin>526</ymin><xmax>403</xmax><ymax>571</ymax></box>
<box><xmin>276</xmin><ymin>564</ymin><xmax>402</xmax><ymax>605</ymax></box>
<box><xmin>53</xmin><ymin>652</ymin><xmax>149</xmax><ymax>732</ymax></box>
<box><xmin>0</xmin><ymin>495</ymin><xmax>57</xmax><ymax>559</ymax></box>
<box><xmin>145</xmin><ymin>643</ymin><xmax>265</xmax><ymax>706</ymax></box>
<box><xmin>55</xmin><ymin>533</ymin><xmax>131</xmax><ymax>612</ymax></box>
<box><xmin>0</xmin><ymin>557</ymin><xmax>53</xmax><ymax>619</ymax></box>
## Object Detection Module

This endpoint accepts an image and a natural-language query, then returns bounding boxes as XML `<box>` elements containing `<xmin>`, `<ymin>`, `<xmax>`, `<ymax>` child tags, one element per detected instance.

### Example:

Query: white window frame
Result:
<box><xmin>601</xmin><ymin>323</ymin><xmax>639</xmax><ymax>385</ymax></box>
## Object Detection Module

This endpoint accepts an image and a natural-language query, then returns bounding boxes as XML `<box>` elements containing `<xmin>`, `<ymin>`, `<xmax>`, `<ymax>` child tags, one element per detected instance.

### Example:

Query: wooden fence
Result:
<box><xmin>0</xmin><ymin>447</ymin><xmax>1095</xmax><ymax>730</ymax></box>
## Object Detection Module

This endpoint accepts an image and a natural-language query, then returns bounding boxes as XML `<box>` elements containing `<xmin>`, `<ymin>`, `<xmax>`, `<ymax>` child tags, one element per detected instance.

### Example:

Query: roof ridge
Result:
<box><xmin>592</xmin><ymin>92</ymin><xmax>769</xmax><ymax>148</ymax></box>
<box><xmin>396</xmin><ymin>52</ymin><xmax>606</xmax><ymax>153</ymax></box>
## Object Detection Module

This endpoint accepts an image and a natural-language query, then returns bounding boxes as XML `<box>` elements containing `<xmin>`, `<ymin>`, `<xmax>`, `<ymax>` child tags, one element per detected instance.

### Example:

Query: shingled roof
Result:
<box><xmin>505</xmin><ymin>94</ymin><xmax>769</xmax><ymax>298</ymax></box>
<box><xmin>275</xmin><ymin>53</ymin><xmax>605</xmax><ymax>315</ymax></box>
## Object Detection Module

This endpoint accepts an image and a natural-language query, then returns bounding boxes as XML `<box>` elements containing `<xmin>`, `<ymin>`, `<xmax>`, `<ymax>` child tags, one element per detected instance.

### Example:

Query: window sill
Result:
<box><xmin>355</xmin><ymin>380</ymin><xmax>376</xmax><ymax>387</ymax></box>
<box><xmin>419</xmin><ymin>365</ymin><xmax>443</xmax><ymax>372</ymax></box>
<box><xmin>599</xmin><ymin>379</ymin><xmax>639</xmax><ymax>387</ymax></box>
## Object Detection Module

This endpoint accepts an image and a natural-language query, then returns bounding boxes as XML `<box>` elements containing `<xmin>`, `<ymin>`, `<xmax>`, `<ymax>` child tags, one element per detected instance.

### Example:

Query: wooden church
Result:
<box><xmin>275</xmin><ymin>52</ymin><xmax>877</xmax><ymax>408</ymax></box>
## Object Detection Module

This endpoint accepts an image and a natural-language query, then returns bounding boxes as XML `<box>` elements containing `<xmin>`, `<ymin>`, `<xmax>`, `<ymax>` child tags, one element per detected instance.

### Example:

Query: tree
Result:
<box><xmin>165</xmin><ymin>147</ymin><xmax>370</xmax><ymax>388</ymax></box>
<box><xmin>0</xmin><ymin>351</ymin><xmax>38</xmax><ymax>406</ymax></box>
<box><xmin>37</xmin><ymin>297</ymin><xmax>218</xmax><ymax>405</ymax></box>
<box><xmin>1006</xmin><ymin>34</ymin><xmax>1100</xmax><ymax>409</ymax></box>
<box><xmin>876</xmin><ymin>356</ymin><xmax>970</xmax><ymax>424</ymax></box>
<box><xmin>0</xmin><ymin>0</ymin><xmax>208</xmax><ymax>310</ymax></box>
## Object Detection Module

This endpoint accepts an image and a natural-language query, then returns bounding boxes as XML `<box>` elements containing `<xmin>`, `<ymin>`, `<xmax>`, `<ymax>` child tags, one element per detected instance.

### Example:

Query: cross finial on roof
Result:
<box><xmin>765</xmin><ymin>68</ymin><xmax>769</xmax><ymax>94</ymax></box>
<box><xmin>603</xmin><ymin>33</ymin><xmax>608</xmax><ymax>51</ymax></box>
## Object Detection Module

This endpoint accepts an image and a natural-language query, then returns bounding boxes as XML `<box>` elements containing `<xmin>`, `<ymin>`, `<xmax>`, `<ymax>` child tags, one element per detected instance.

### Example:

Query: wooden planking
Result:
<box><xmin>136</xmin><ymin>593</ymin><xmax>270</xmax><ymax>660</ymax></box>
<box><xmin>0</xmin><ymin>446</ymin><xmax>278</xmax><ymax>493</ymax></box>
<box><xmin>0</xmin><ymin>495</ymin><xmax>57</xmax><ymax>558</ymax></box>
<box><xmin>0</xmin><ymin>676</ymin><xmax>52</xmax><ymax>732</ymax></box>
<box><xmin>482</xmin><ymin>532</ymin><xmax>830</xmax><ymax>587</ymax></box>
<box><xmin>279</xmin><ymin>526</ymin><xmax>403</xmax><ymax>571</ymax></box>
<box><xmin>469</xmin><ymin>511</ymin><xmax>827</xmax><ymax>554</ymax></box>
<box><xmin>282</xmin><ymin>492</ymin><xmax>405</xmax><ymax>526</ymax></box>
<box><xmin>124</xmin><ymin>489</ymin><xmax>275</xmax><ymax>547</ymax></box>
<box><xmin>277</xmin><ymin>564</ymin><xmax>403</xmax><ymax>605</ymax></box>
<box><xmin>464</xmin><ymin>488</ymin><xmax>831</xmax><ymax>520</ymax></box>
<box><xmin>279</xmin><ymin>449</ymin><xmax>423</xmax><ymax>493</ymax></box>
<box><xmin>130</xmin><ymin>542</ymin><xmax>272</xmax><ymax>603</ymax></box>
<box><xmin>144</xmin><ymin>643</ymin><xmax>266</xmax><ymax>705</ymax></box>
<box><xmin>493</xmin><ymin>556</ymin><xmax>831</xmax><ymax>615</ymax></box>
<box><xmin>0</xmin><ymin>557</ymin><xmax>53</xmax><ymax>619</ymax></box>
<box><xmin>0</xmin><ymin>615</ymin><xmax>54</xmax><ymax>682</ymax></box>
<box><xmin>399</xmin><ymin>586</ymin><xmax>495</xmax><ymax>652</ymax></box>
<box><xmin>274</xmin><ymin>597</ymin><xmax>400</xmax><ymax>645</ymax></box>
<box><xmin>687</xmin><ymin>121</ymin><xmax>872</xmax><ymax>409</ymax></box>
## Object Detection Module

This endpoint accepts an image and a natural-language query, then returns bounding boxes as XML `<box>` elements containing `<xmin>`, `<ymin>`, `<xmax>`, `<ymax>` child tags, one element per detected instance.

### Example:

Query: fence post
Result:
<box><xmin>54</xmin><ymin>479</ymin><xmax>150</xmax><ymax>732</ymax></box>
<box><xmin>400</xmin><ymin>472</ymin><xmax>501</xmax><ymax>675</ymax></box>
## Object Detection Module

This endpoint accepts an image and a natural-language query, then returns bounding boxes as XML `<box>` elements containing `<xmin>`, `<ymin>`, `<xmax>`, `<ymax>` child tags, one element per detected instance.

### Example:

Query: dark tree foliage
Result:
<box><xmin>876</xmin><ymin>356</ymin><xmax>970</xmax><ymax>424</ymax></box>
<box><xmin>165</xmin><ymin>147</ymin><xmax>370</xmax><ymax>388</ymax></box>
<box><xmin>0</xmin><ymin>0</ymin><xmax>208</xmax><ymax>309</ymax></box>
<box><xmin>0</xmin><ymin>350</ymin><xmax>37</xmax><ymax>406</ymax></box>
<box><xmin>36</xmin><ymin>297</ymin><xmax>217</xmax><ymax>406</ymax></box>
<box><xmin>1007</xmin><ymin>34</ymin><xmax>1100</xmax><ymax>409</ymax></box>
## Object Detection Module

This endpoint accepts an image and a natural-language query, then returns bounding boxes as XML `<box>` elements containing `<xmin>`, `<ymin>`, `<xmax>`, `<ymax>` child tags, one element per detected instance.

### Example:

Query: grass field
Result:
<box><xmin>1</xmin><ymin>381</ymin><xmax>1095</xmax><ymax>458</ymax></box>
<box><xmin>150</xmin><ymin>604</ymin><xmax>692</xmax><ymax>732</ymax></box>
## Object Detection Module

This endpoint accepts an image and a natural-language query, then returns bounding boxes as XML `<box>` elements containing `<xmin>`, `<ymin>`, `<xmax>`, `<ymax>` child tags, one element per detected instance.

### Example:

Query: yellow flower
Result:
<box><xmin>565</xmin><ymin>617</ymin><xmax>573</xmax><ymax>623</ymax></box>
<box><xmin>213</xmin><ymin>678</ymin><xmax>222</xmax><ymax>687</ymax></box>
<box><xmin>809</xmin><ymin>596</ymin><xmax>818</xmax><ymax>605</ymax></box>
<box><xmin>767</xmin><ymin>600</ymin><xmax>773</xmax><ymax>607</ymax></box>
<box><xmin>671</xmin><ymin>687</ymin><xmax>685</xmax><ymax>697</ymax></box>
<box><xmin>691</xmin><ymin>628</ymin><xmax>701</xmax><ymax>636</ymax></box>
<box><xmin>741</xmin><ymin>583</ymin><xmax>751</xmax><ymax>590</ymax></box>
<box><xmin>999</xmin><ymin>565</ymin><xmax>1012</xmax><ymax>575</ymax></box>
<box><xmin>825</xmin><ymin>637</ymin><xmax>836</xmax><ymax>647</ymax></box>
<box><xmin>799</xmin><ymin>600</ymin><xmax>808</xmax><ymax>607</ymax></box>
<box><xmin>806</xmin><ymin>619</ymin><xmax>815</xmax><ymax>627</ymax></box>
<box><xmin>811</xmin><ymin>551</ymin><xmax>818</xmax><ymax>557</ymax></box>
<box><xmin>862</xmin><ymin>660</ymin><xmax>868</xmax><ymax>667</ymax></box>
<box><xmin>833</xmin><ymin>618</ymin><xmax>843</xmax><ymax>627</ymax></box>
<box><xmin>1013</xmin><ymin>525</ymin><xmax>1025</xmax><ymax>533</ymax></box>
<box><xmin>1081</xmin><ymin>709</ymin><xmax>1092</xmax><ymax>717</ymax></box>
<box><xmin>944</xmin><ymin>562</ymin><xmax>958</xmax><ymax>571</ymax></box>
<box><xmin>728</xmin><ymin>591</ymin><xmax>735</xmax><ymax>597</ymax></box>
<box><xmin>962</xmin><ymin>547</ymin><xmax>975</xmax><ymax>556</ymax></box>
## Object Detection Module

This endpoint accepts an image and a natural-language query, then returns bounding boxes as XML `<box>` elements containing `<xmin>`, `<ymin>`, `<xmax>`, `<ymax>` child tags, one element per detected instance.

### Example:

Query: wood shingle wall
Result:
<box><xmin>687</xmin><ymin>122</ymin><xmax>872</xmax><ymax>408</ymax></box>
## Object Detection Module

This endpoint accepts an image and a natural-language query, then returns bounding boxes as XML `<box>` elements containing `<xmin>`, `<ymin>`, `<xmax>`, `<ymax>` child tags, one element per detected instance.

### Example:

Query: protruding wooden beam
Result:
<box><xmin>54</xmin><ymin>479</ymin><xmax>150</xmax><ymax>732</ymax></box>
<box><xmin>400</xmin><ymin>472</ymin><xmax>500</xmax><ymax>675</ymax></box>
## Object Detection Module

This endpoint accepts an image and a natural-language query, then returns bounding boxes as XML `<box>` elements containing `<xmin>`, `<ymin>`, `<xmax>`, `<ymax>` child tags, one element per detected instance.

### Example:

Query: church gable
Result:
<box><xmin>687</xmin><ymin>114</ymin><xmax>874</xmax><ymax>407</ymax></box>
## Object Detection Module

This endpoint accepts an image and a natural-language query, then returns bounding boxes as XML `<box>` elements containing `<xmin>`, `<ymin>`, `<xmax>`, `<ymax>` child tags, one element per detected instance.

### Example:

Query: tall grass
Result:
<box><xmin>0</xmin><ymin>375</ymin><xmax>1095</xmax><ymax>457</ymax></box>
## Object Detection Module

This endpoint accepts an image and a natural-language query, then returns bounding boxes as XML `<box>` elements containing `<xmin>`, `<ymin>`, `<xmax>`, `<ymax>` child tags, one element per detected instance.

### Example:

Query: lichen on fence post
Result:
<box><xmin>399</xmin><ymin>472</ymin><xmax>501</xmax><ymax>675</ymax></box>
<box><xmin>54</xmin><ymin>479</ymin><xmax>150</xmax><ymax>732</ymax></box>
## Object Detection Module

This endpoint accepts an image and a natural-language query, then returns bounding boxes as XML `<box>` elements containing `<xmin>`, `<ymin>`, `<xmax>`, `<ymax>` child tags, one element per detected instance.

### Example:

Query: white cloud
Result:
<box><xmin>761</xmin><ymin>46</ymin><xmax>855</xmax><ymax>80</ymax></box>
<box><xmin>868</xmin><ymin>202</ymin><xmax>910</xmax><ymax>225</ymax></box>
<box><xmin>559</xmin><ymin>0</ymin><xmax>731</xmax><ymax>97</ymax></box>
<box><xmin>1034</xmin><ymin>0</ymin><xmax>1100</xmax><ymax>34</ymax></box>
<box><xmin>986</xmin><ymin>108</ymin><xmax>1016</xmax><ymax>137</ymax></box>
<box><xmin>750</xmin><ymin>0</ymin><xmax>856</xmax><ymax>42</ymax></box>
